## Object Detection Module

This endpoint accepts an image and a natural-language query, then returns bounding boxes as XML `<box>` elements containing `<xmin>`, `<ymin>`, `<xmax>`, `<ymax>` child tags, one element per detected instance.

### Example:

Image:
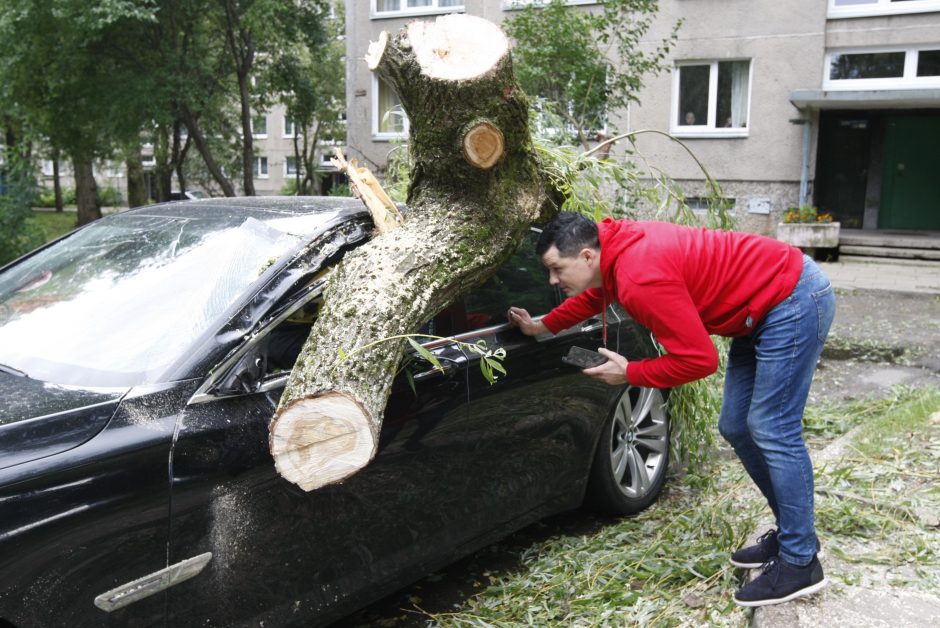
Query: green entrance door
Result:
<box><xmin>879</xmin><ymin>114</ymin><xmax>940</xmax><ymax>230</ymax></box>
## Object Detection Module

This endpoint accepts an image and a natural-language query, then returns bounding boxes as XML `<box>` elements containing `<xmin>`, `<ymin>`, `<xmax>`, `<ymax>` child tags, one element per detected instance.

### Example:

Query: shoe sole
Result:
<box><xmin>729</xmin><ymin>548</ymin><xmax>824</xmax><ymax>570</ymax></box>
<box><xmin>734</xmin><ymin>578</ymin><xmax>829</xmax><ymax>607</ymax></box>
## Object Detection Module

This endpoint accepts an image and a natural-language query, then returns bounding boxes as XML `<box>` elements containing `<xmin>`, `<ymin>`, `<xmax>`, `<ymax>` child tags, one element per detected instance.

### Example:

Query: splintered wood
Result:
<box><xmin>331</xmin><ymin>149</ymin><xmax>403</xmax><ymax>233</ymax></box>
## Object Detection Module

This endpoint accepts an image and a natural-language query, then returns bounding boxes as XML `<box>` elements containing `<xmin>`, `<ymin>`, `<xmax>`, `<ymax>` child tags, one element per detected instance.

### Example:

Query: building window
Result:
<box><xmin>828</xmin><ymin>0</ymin><xmax>940</xmax><ymax>19</ymax></box>
<box><xmin>672</xmin><ymin>60</ymin><xmax>751</xmax><ymax>137</ymax></box>
<box><xmin>284</xmin><ymin>117</ymin><xmax>298</xmax><ymax>138</ymax></box>
<box><xmin>373</xmin><ymin>0</ymin><xmax>464</xmax><ymax>18</ymax></box>
<box><xmin>825</xmin><ymin>47</ymin><xmax>940</xmax><ymax>89</ymax></box>
<box><xmin>373</xmin><ymin>76</ymin><xmax>408</xmax><ymax>139</ymax></box>
<box><xmin>41</xmin><ymin>160</ymin><xmax>56</xmax><ymax>176</ymax></box>
<box><xmin>284</xmin><ymin>156</ymin><xmax>304</xmax><ymax>177</ymax></box>
<box><xmin>252</xmin><ymin>115</ymin><xmax>267</xmax><ymax>138</ymax></box>
<box><xmin>254</xmin><ymin>156</ymin><xmax>269</xmax><ymax>178</ymax></box>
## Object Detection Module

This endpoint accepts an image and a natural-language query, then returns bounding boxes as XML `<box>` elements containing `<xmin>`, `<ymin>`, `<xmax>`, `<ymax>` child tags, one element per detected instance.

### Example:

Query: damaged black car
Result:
<box><xmin>0</xmin><ymin>197</ymin><xmax>670</xmax><ymax>627</ymax></box>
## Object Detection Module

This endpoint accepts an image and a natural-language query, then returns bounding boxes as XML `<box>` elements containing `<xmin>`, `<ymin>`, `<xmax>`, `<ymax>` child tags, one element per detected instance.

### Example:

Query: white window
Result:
<box><xmin>284</xmin><ymin>156</ymin><xmax>305</xmax><ymax>177</ymax></box>
<box><xmin>254</xmin><ymin>156</ymin><xmax>269</xmax><ymax>178</ymax></box>
<box><xmin>825</xmin><ymin>46</ymin><xmax>940</xmax><ymax>90</ymax></box>
<box><xmin>672</xmin><ymin>60</ymin><xmax>751</xmax><ymax>137</ymax></box>
<box><xmin>373</xmin><ymin>76</ymin><xmax>409</xmax><ymax>139</ymax></box>
<box><xmin>828</xmin><ymin>0</ymin><xmax>940</xmax><ymax>19</ymax></box>
<box><xmin>373</xmin><ymin>0</ymin><xmax>464</xmax><ymax>18</ymax></box>
<box><xmin>41</xmin><ymin>160</ymin><xmax>56</xmax><ymax>176</ymax></box>
<box><xmin>252</xmin><ymin>115</ymin><xmax>268</xmax><ymax>138</ymax></box>
<box><xmin>284</xmin><ymin>117</ymin><xmax>298</xmax><ymax>138</ymax></box>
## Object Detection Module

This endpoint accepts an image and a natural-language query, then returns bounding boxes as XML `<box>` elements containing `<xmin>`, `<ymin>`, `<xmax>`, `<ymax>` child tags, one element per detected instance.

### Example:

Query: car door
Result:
<box><xmin>434</xmin><ymin>232</ymin><xmax>624</xmax><ymax>532</ymax></box>
<box><xmin>163</xmin><ymin>281</ymin><xmax>485</xmax><ymax>626</ymax></box>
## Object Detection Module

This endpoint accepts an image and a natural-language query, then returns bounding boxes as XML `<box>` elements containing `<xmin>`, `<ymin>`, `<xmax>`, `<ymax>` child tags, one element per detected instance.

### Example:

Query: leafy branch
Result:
<box><xmin>337</xmin><ymin>333</ymin><xmax>507</xmax><ymax>387</ymax></box>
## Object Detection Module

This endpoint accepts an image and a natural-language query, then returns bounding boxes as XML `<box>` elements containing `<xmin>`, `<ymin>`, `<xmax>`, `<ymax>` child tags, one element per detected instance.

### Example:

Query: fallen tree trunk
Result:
<box><xmin>269</xmin><ymin>14</ymin><xmax>557</xmax><ymax>491</ymax></box>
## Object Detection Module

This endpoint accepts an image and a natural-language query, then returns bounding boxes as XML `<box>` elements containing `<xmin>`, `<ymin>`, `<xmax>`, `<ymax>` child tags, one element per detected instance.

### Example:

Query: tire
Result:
<box><xmin>585</xmin><ymin>387</ymin><xmax>670</xmax><ymax>515</ymax></box>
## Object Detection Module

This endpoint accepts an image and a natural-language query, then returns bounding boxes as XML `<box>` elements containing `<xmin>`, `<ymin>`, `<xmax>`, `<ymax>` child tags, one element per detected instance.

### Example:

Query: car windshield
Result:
<box><xmin>0</xmin><ymin>208</ymin><xmax>329</xmax><ymax>387</ymax></box>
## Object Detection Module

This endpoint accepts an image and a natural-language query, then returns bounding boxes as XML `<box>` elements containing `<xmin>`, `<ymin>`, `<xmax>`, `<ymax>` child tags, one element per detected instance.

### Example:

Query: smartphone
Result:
<box><xmin>562</xmin><ymin>346</ymin><xmax>609</xmax><ymax>369</ymax></box>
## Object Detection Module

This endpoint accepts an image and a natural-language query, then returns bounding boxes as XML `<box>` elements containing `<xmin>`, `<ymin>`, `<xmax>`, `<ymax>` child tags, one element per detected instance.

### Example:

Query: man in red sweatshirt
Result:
<box><xmin>509</xmin><ymin>212</ymin><xmax>836</xmax><ymax>607</ymax></box>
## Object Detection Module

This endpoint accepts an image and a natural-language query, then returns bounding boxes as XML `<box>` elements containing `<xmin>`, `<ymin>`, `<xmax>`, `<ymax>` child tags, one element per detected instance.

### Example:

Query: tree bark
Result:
<box><xmin>72</xmin><ymin>157</ymin><xmax>101</xmax><ymax>226</ymax></box>
<box><xmin>125</xmin><ymin>149</ymin><xmax>148</xmax><ymax>208</ymax></box>
<box><xmin>179</xmin><ymin>104</ymin><xmax>236</xmax><ymax>197</ymax></box>
<box><xmin>223</xmin><ymin>0</ymin><xmax>256</xmax><ymax>196</ymax></box>
<box><xmin>52</xmin><ymin>150</ymin><xmax>63</xmax><ymax>212</ymax></box>
<box><xmin>269</xmin><ymin>15</ymin><xmax>557</xmax><ymax>491</ymax></box>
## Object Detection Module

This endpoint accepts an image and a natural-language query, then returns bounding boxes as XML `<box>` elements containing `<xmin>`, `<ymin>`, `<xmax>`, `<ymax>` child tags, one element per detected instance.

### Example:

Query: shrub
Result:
<box><xmin>327</xmin><ymin>183</ymin><xmax>352</xmax><ymax>197</ymax></box>
<box><xmin>0</xmin><ymin>154</ymin><xmax>44</xmax><ymax>265</ymax></box>
<box><xmin>96</xmin><ymin>185</ymin><xmax>123</xmax><ymax>207</ymax></box>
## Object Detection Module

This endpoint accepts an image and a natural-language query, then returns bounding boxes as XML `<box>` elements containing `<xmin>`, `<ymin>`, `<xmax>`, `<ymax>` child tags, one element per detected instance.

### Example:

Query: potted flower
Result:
<box><xmin>776</xmin><ymin>205</ymin><xmax>840</xmax><ymax>252</ymax></box>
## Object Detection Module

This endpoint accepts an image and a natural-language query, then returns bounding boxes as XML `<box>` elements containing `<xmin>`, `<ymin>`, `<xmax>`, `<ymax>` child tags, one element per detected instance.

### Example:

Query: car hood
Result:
<box><xmin>0</xmin><ymin>371</ymin><xmax>125</xmax><ymax>471</ymax></box>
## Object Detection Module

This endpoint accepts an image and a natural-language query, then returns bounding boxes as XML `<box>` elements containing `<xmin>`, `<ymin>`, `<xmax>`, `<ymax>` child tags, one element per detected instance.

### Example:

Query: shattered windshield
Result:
<box><xmin>0</xmin><ymin>209</ymin><xmax>329</xmax><ymax>387</ymax></box>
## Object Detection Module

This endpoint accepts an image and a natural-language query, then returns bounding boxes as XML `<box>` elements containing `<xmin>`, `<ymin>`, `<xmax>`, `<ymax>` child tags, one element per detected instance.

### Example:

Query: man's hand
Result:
<box><xmin>583</xmin><ymin>347</ymin><xmax>629</xmax><ymax>385</ymax></box>
<box><xmin>507</xmin><ymin>306</ymin><xmax>548</xmax><ymax>337</ymax></box>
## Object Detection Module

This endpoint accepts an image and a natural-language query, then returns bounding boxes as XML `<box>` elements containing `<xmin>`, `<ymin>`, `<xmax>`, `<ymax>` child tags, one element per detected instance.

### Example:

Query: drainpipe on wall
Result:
<box><xmin>798</xmin><ymin>114</ymin><xmax>813</xmax><ymax>208</ymax></box>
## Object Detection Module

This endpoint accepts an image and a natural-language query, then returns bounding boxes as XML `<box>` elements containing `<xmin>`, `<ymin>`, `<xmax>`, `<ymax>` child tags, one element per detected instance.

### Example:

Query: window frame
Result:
<box><xmin>284</xmin><ymin>156</ymin><xmax>304</xmax><ymax>178</ymax></box>
<box><xmin>251</xmin><ymin>115</ymin><xmax>268</xmax><ymax>139</ymax></box>
<box><xmin>253</xmin><ymin>156</ymin><xmax>269</xmax><ymax>179</ymax></box>
<box><xmin>827</xmin><ymin>0</ymin><xmax>940</xmax><ymax>19</ymax></box>
<box><xmin>824</xmin><ymin>45</ymin><xmax>940</xmax><ymax>90</ymax></box>
<box><xmin>372</xmin><ymin>75</ymin><xmax>409</xmax><ymax>141</ymax></box>
<box><xmin>670</xmin><ymin>59</ymin><xmax>753</xmax><ymax>139</ymax></box>
<box><xmin>283</xmin><ymin>117</ymin><xmax>298</xmax><ymax>139</ymax></box>
<box><xmin>371</xmin><ymin>0</ymin><xmax>465</xmax><ymax>20</ymax></box>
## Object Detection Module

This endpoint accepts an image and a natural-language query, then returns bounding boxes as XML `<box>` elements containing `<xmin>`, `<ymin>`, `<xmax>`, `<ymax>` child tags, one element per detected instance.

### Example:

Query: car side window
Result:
<box><xmin>429</xmin><ymin>232</ymin><xmax>555</xmax><ymax>335</ymax></box>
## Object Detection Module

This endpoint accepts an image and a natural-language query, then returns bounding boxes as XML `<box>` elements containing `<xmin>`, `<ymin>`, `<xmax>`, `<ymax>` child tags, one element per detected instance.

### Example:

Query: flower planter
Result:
<box><xmin>775</xmin><ymin>222</ymin><xmax>841</xmax><ymax>250</ymax></box>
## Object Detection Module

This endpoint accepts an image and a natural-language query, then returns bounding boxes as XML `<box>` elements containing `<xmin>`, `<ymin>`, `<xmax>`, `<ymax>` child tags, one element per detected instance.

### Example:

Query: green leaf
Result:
<box><xmin>408</xmin><ymin>337</ymin><xmax>444</xmax><ymax>373</ymax></box>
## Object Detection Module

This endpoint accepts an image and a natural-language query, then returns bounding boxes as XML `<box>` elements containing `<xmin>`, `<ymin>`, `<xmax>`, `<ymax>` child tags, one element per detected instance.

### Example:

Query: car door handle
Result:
<box><xmin>581</xmin><ymin>318</ymin><xmax>603</xmax><ymax>333</ymax></box>
<box><xmin>412</xmin><ymin>358</ymin><xmax>464</xmax><ymax>382</ymax></box>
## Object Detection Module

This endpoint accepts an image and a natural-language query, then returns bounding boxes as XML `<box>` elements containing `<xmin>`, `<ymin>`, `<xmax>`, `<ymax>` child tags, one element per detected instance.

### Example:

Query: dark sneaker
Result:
<box><xmin>734</xmin><ymin>555</ymin><xmax>828</xmax><ymax>607</ymax></box>
<box><xmin>730</xmin><ymin>528</ymin><xmax>779</xmax><ymax>568</ymax></box>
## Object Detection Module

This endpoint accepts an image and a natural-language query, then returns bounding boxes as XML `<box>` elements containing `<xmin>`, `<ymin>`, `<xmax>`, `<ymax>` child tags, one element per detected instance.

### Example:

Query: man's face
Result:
<box><xmin>541</xmin><ymin>244</ymin><xmax>600</xmax><ymax>297</ymax></box>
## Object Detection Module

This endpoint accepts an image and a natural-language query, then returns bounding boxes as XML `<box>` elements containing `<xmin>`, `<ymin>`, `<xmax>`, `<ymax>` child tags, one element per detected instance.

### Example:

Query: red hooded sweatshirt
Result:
<box><xmin>541</xmin><ymin>219</ymin><xmax>804</xmax><ymax>389</ymax></box>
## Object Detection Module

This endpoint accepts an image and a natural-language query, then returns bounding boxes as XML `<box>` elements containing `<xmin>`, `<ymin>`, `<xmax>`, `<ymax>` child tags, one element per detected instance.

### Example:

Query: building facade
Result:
<box><xmin>345</xmin><ymin>0</ymin><xmax>940</xmax><ymax>234</ymax></box>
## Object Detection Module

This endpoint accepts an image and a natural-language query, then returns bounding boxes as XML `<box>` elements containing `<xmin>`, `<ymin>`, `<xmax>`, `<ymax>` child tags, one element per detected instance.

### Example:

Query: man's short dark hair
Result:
<box><xmin>536</xmin><ymin>212</ymin><xmax>600</xmax><ymax>258</ymax></box>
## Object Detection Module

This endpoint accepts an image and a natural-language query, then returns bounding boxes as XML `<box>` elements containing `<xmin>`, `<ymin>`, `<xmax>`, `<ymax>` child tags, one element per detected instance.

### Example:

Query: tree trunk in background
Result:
<box><xmin>154</xmin><ymin>125</ymin><xmax>173</xmax><ymax>203</ymax></box>
<box><xmin>72</xmin><ymin>157</ymin><xmax>101</xmax><ymax>226</ymax></box>
<box><xmin>180</xmin><ymin>104</ymin><xmax>236</xmax><ymax>197</ymax></box>
<box><xmin>223</xmin><ymin>0</ymin><xmax>256</xmax><ymax>196</ymax></box>
<box><xmin>125</xmin><ymin>149</ymin><xmax>148</xmax><ymax>208</ymax></box>
<box><xmin>269</xmin><ymin>15</ymin><xmax>557</xmax><ymax>491</ymax></box>
<box><xmin>52</xmin><ymin>150</ymin><xmax>63</xmax><ymax>212</ymax></box>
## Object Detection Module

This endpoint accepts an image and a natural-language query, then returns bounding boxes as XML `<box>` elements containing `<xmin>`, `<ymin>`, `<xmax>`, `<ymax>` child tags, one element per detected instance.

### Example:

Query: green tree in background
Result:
<box><xmin>0</xmin><ymin>151</ymin><xmax>43</xmax><ymax>266</ymax></box>
<box><xmin>505</xmin><ymin>0</ymin><xmax>680</xmax><ymax>148</ymax></box>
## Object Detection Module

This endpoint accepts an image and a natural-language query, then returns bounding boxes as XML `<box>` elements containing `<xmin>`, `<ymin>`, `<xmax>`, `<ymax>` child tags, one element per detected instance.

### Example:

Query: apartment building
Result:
<box><xmin>345</xmin><ymin>0</ymin><xmax>940</xmax><ymax>235</ymax></box>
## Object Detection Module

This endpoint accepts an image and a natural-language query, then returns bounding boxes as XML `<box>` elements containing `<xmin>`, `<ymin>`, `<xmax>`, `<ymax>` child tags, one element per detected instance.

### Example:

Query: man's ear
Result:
<box><xmin>580</xmin><ymin>247</ymin><xmax>599</xmax><ymax>264</ymax></box>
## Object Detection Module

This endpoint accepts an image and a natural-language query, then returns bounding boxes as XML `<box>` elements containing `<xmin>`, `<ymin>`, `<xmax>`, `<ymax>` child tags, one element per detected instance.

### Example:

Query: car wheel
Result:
<box><xmin>586</xmin><ymin>387</ymin><xmax>670</xmax><ymax>515</ymax></box>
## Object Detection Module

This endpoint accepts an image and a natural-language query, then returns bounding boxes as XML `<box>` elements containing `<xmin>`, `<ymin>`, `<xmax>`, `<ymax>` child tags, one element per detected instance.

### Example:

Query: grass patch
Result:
<box><xmin>814</xmin><ymin>386</ymin><xmax>940</xmax><ymax>591</ymax></box>
<box><xmin>31</xmin><ymin>210</ymin><xmax>79</xmax><ymax>243</ymax></box>
<box><xmin>430</xmin><ymin>458</ymin><xmax>761</xmax><ymax>627</ymax></box>
<box><xmin>423</xmin><ymin>387</ymin><xmax>940</xmax><ymax>626</ymax></box>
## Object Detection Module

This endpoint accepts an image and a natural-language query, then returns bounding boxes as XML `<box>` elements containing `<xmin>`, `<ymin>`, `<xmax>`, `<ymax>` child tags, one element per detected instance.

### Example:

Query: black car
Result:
<box><xmin>0</xmin><ymin>197</ymin><xmax>670</xmax><ymax>627</ymax></box>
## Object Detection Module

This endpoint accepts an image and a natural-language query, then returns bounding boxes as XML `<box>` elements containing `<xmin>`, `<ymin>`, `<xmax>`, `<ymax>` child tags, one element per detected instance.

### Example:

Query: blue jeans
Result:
<box><xmin>718</xmin><ymin>255</ymin><xmax>836</xmax><ymax>566</ymax></box>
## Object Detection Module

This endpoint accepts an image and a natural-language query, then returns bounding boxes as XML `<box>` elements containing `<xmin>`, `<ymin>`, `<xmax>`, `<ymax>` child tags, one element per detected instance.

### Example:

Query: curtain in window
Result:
<box><xmin>731</xmin><ymin>61</ymin><xmax>749</xmax><ymax>128</ymax></box>
<box><xmin>378</xmin><ymin>79</ymin><xmax>405</xmax><ymax>134</ymax></box>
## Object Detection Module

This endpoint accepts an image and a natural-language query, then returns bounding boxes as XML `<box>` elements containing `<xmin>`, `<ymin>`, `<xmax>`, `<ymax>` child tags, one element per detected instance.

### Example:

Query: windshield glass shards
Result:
<box><xmin>0</xmin><ymin>210</ymin><xmax>326</xmax><ymax>387</ymax></box>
